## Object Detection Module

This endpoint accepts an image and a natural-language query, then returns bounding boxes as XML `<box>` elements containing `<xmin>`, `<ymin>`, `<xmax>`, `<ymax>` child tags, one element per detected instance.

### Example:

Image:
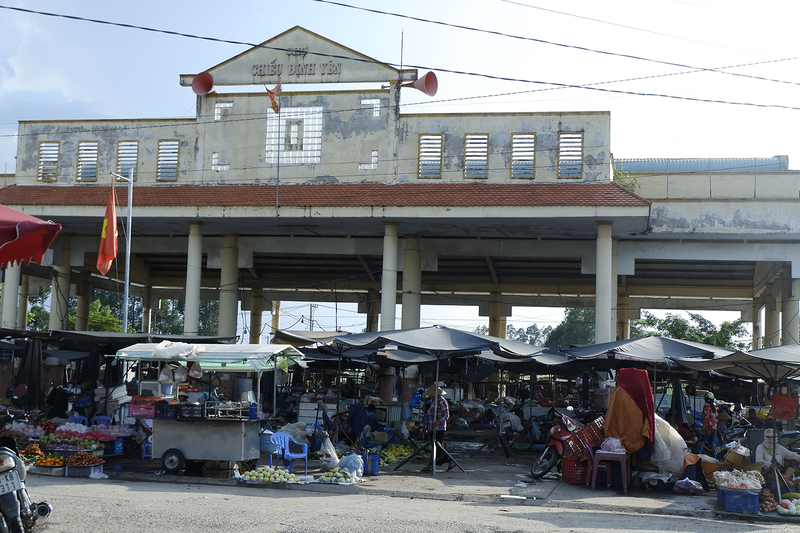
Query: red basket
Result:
<box><xmin>561</xmin><ymin>455</ymin><xmax>588</xmax><ymax>484</ymax></box>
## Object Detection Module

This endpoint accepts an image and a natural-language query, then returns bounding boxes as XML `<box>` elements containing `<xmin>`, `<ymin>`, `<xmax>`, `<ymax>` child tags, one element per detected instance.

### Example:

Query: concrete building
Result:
<box><xmin>1</xmin><ymin>26</ymin><xmax>798</xmax><ymax>352</ymax></box>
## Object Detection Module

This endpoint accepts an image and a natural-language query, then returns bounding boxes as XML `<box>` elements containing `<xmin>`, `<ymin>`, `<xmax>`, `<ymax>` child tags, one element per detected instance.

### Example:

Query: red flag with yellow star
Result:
<box><xmin>97</xmin><ymin>184</ymin><xmax>118</xmax><ymax>275</ymax></box>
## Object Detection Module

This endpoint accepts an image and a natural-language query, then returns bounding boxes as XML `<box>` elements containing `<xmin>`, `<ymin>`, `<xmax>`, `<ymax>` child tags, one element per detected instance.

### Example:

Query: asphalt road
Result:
<box><xmin>25</xmin><ymin>476</ymin><xmax>800</xmax><ymax>533</ymax></box>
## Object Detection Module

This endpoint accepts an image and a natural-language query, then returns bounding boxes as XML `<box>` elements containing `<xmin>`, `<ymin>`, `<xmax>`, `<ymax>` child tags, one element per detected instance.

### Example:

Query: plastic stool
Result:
<box><xmin>590</xmin><ymin>451</ymin><xmax>630</xmax><ymax>494</ymax></box>
<box><xmin>141</xmin><ymin>442</ymin><xmax>152</xmax><ymax>460</ymax></box>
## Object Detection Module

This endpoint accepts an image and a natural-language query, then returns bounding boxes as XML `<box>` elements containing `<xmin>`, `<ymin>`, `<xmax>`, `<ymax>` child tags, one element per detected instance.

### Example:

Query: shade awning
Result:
<box><xmin>0</xmin><ymin>204</ymin><xmax>61</xmax><ymax>269</ymax></box>
<box><xmin>114</xmin><ymin>343</ymin><xmax>305</xmax><ymax>372</ymax></box>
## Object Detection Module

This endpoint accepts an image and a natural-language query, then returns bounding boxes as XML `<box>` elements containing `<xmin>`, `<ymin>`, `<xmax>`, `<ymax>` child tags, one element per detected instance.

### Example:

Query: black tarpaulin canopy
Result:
<box><xmin>672</xmin><ymin>344</ymin><xmax>800</xmax><ymax>383</ymax></box>
<box><xmin>563</xmin><ymin>336</ymin><xmax>735</xmax><ymax>363</ymax></box>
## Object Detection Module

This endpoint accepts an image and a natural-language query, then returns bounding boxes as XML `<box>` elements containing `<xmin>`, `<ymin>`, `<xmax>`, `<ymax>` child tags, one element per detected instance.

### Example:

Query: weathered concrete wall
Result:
<box><xmin>630</xmin><ymin>172</ymin><xmax>800</xmax><ymax>200</ymax></box>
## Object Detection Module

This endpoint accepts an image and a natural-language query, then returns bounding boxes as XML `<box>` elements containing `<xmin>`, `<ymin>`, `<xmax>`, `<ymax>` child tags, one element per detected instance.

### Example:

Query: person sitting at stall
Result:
<box><xmin>747</xmin><ymin>408</ymin><xmax>764</xmax><ymax>428</ymax></box>
<box><xmin>756</xmin><ymin>429</ymin><xmax>800</xmax><ymax>492</ymax></box>
<box><xmin>365</xmin><ymin>404</ymin><xmax>384</xmax><ymax>432</ymax></box>
<box><xmin>340</xmin><ymin>378</ymin><xmax>358</xmax><ymax>399</ymax></box>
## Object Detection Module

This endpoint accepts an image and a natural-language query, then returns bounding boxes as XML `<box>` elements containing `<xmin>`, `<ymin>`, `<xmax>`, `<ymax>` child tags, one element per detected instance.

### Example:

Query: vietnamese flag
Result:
<box><xmin>97</xmin><ymin>184</ymin><xmax>118</xmax><ymax>275</ymax></box>
<box><xmin>267</xmin><ymin>82</ymin><xmax>281</xmax><ymax>114</ymax></box>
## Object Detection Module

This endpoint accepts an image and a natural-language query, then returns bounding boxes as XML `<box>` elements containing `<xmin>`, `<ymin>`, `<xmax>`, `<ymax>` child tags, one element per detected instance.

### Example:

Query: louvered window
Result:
<box><xmin>157</xmin><ymin>140</ymin><xmax>180</xmax><ymax>181</ymax></box>
<box><xmin>418</xmin><ymin>134</ymin><xmax>443</xmax><ymax>179</ymax></box>
<box><xmin>558</xmin><ymin>132</ymin><xmax>583</xmax><ymax>178</ymax></box>
<box><xmin>116</xmin><ymin>141</ymin><xmax>138</xmax><ymax>181</ymax></box>
<box><xmin>464</xmin><ymin>134</ymin><xmax>488</xmax><ymax>179</ymax></box>
<box><xmin>76</xmin><ymin>141</ymin><xmax>98</xmax><ymax>181</ymax></box>
<box><xmin>511</xmin><ymin>133</ymin><xmax>535</xmax><ymax>179</ymax></box>
<box><xmin>37</xmin><ymin>142</ymin><xmax>59</xmax><ymax>181</ymax></box>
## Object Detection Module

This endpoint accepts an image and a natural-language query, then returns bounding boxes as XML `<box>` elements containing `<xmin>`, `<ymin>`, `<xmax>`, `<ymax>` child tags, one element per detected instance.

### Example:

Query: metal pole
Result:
<box><xmin>123</xmin><ymin>167</ymin><xmax>133</xmax><ymax>332</ymax></box>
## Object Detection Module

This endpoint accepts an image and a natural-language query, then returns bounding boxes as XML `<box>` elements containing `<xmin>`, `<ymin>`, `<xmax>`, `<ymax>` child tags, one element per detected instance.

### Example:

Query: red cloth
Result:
<box><xmin>97</xmin><ymin>185</ymin><xmax>118</xmax><ymax>275</ymax></box>
<box><xmin>616</xmin><ymin>368</ymin><xmax>655</xmax><ymax>441</ymax></box>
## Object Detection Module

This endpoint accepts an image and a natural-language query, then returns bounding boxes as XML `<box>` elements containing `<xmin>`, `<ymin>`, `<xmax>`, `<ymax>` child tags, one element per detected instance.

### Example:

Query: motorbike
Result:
<box><xmin>530</xmin><ymin>411</ymin><xmax>584</xmax><ymax>479</ymax></box>
<box><xmin>0</xmin><ymin>436</ymin><xmax>52</xmax><ymax>533</ymax></box>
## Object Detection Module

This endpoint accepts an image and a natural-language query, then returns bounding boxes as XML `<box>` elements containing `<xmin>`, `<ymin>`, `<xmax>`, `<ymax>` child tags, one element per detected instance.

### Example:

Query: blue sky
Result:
<box><xmin>1</xmin><ymin>0</ymin><xmax>791</xmax><ymax>336</ymax></box>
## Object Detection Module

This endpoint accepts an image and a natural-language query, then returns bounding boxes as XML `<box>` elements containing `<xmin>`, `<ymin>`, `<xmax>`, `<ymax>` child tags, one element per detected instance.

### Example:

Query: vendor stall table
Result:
<box><xmin>152</xmin><ymin>418</ymin><xmax>260</xmax><ymax>472</ymax></box>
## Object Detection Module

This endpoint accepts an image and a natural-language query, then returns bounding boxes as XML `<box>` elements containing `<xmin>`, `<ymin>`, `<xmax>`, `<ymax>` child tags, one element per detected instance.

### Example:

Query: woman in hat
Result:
<box><xmin>756</xmin><ymin>428</ymin><xmax>800</xmax><ymax>491</ymax></box>
<box><xmin>422</xmin><ymin>385</ymin><xmax>456</xmax><ymax>472</ymax></box>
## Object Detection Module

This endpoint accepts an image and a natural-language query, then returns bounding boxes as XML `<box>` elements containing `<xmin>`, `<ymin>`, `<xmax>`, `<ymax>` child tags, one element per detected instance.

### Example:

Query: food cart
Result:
<box><xmin>114</xmin><ymin>342</ymin><xmax>304</xmax><ymax>472</ymax></box>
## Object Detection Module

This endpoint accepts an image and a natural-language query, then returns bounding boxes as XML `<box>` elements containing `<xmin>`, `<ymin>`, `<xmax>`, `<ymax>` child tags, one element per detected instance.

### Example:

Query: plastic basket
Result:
<box><xmin>155</xmin><ymin>403</ymin><xmax>179</xmax><ymax>419</ymax></box>
<box><xmin>65</xmin><ymin>463</ymin><xmax>104</xmax><ymax>478</ymax></box>
<box><xmin>179</xmin><ymin>403</ymin><xmax>204</xmax><ymax>419</ymax></box>
<box><xmin>717</xmin><ymin>487</ymin><xmax>759</xmax><ymax>513</ymax></box>
<box><xmin>561</xmin><ymin>455</ymin><xmax>587</xmax><ymax>484</ymax></box>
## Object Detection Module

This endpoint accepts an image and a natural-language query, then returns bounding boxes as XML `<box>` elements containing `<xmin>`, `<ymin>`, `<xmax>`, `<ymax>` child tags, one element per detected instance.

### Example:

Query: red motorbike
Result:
<box><xmin>530</xmin><ymin>412</ymin><xmax>583</xmax><ymax>478</ymax></box>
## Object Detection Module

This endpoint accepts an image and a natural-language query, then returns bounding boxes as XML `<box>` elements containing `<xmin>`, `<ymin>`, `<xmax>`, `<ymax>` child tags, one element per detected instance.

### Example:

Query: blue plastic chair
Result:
<box><xmin>270</xmin><ymin>432</ymin><xmax>308</xmax><ymax>475</ymax></box>
<box><xmin>141</xmin><ymin>442</ymin><xmax>152</xmax><ymax>459</ymax></box>
<box><xmin>91</xmin><ymin>415</ymin><xmax>112</xmax><ymax>427</ymax></box>
<box><xmin>69</xmin><ymin>415</ymin><xmax>89</xmax><ymax>426</ymax></box>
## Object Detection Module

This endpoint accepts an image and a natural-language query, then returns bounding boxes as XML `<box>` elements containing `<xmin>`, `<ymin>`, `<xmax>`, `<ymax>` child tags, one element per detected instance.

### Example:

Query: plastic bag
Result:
<box><xmin>188</xmin><ymin>361</ymin><xmax>203</xmax><ymax>378</ymax></box>
<box><xmin>673</xmin><ymin>477</ymin><xmax>704</xmax><ymax>495</ymax></box>
<box><xmin>319</xmin><ymin>437</ymin><xmax>340</xmax><ymax>471</ymax></box>
<box><xmin>172</xmin><ymin>364</ymin><xmax>188</xmax><ymax>382</ymax></box>
<box><xmin>339</xmin><ymin>452</ymin><xmax>364</xmax><ymax>479</ymax></box>
<box><xmin>158</xmin><ymin>366</ymin><xmax>173</xmax><ymax>383</ymax></box>
<box><xmin>600</xmin><ymin>437</ymin><xmax>626</xmax><ymax>453</ymax></box>
<box><xmin>151</xmin><ymin>340</ymin><xmax>205</xmax><ymax>359</ymax></box>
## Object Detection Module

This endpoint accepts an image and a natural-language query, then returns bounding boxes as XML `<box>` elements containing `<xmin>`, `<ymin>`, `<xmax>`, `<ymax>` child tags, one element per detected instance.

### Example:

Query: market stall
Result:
<box><xmin>114</xmin><ymin>342</ymin><xmax>304</xmax><ymax>472</ymax></box>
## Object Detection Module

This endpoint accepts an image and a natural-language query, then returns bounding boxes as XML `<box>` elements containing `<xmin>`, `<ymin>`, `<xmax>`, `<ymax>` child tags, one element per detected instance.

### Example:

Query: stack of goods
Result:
<box><xmin>65</xmin><ymin>451</ymin><xmax>105</xmax><ymax>478</ymax></box>
<box><xmin>378</xmin><ymin>444</ymin><xmax>414</xmax><ymax>465</ymax></box>
<box><xmin>240</xmin><ymin>466</ymin><xmax>299</xmax><ymax>483</ymax></box>
<box><xmin>316</xmin><ymin>466</ymin><xmax>356</xmax><ymax>484</ymax></box>
<box><xmin>93</xmin><ymin>384</ymin><xmax>131</xmax><ymax>416</ymax></box>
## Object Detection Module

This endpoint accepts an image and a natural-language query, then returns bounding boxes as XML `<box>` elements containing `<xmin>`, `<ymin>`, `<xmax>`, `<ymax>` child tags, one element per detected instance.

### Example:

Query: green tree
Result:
<box><xmin>26</xmin><ymin>285</ymin><xmax>51</xmax><ymax>331</ymax></box>
<box><xmin>474</xmin><ymin>324</ymin><xmax>551</xmax><ymax>344</ymax></box>
<box><xmin>151</xmin><ymin>299</ymin><xmax>184</xmax><ymax>334</ymax></box>
<box><xmin>545</xmin><ymin>308</ymin><xmax>595</xmax><ymax>347</ymax></box>
<box><xmin>198</xmin><ymin>300</ymin><xmax>219</xmax><ymax>336</ymax></box>
<box><xmin>67</xmin><ymin>299</ymin><xmax>122</xmax><ymax>332</ymax></box>
<box><xmin>630</xmin><ymin>310</ymin><xmax>748</xmax><ymax>350</ymax></box>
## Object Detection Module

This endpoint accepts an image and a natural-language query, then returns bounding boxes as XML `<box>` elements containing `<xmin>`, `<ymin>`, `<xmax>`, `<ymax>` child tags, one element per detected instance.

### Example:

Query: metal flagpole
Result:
<box><xmin>111</xmin><ymin>168</ymin><xmax>133</xmax><ymax>332</ymax></box>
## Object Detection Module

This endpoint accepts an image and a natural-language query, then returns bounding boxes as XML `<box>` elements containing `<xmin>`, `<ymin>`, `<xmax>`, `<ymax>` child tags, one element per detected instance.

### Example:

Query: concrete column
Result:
<box><xmin>595</xmin><ymin>222</ymin><xmax>614</xmax><ymax>343</ymax></box>
<box><xmin>752</xmin><ymin>302</ymin><xmax>761</xmax><ymax>350</ymax></box>
<box><xmin>1</xmin><ymin>264</ymin><xmax>21</xmax><ymax>329</ymax></box>
<box><xmin>75</xmin><ymin>281</ymin><xmax>91</xmax><ymax>331</ymax></box>
<box><xmin>764</xmin><ymin>284</ymin><xmax>780</xmax><ymax>347</ymax></box>
<box><xmin>249</xmin><ymin>290</ymin><xmax>263</xmax><ymax>344</ymax></box>
<box><xmin>141</xmin><ymin>290</ymin><xmax>153</xmax><ymax>334</ymax></box>
<box><xmin>499</xmin><ymin>316</ymin><xmax>507</xmax><ymax>339</ymax></box>
<box><xmin>780</xmin><ymin>271</ymin><xmax>800</xmax><ymax>345</ymax></box>
<box><xmin>366</xmin><ymin>288</ymin><xmax>380</xmax><ymax>332</ymax></box>
<box><xmin>271</xmin><ymin>301</ymin><xmax>280</xmax><ymax>337</ymax></box>
<box><xmin>218</xmin><ymin>234</ymin><xmax>239</xmax><ymax>338</ymax></box>
<box><xmin>611</xmin><ymin>239</ymin><xmax>619</xmax><ymax>340</ymax></box>
<box><xmin>16</xmin><ymin>275</ymin><xmax>28</xmax><ymax>329</ymax></box>
<box><xmin>380</xmin><ymin>222</ymin><xmax>398</xmax><ymax>331</ymax></box>
<box><xmin>49</xmin><ymin>235</ymin><xmax>71</xmax><ymax>331</ymax></box>
<box><xmin>617</xmin><ymin>294</ymin><xmax>631</xmax><ymax>340</ymax></box>
<box><xmin>488</xmin><ymin>292</ymin><xmax>503</xmax><ymax>337</ymax></box>
<box><xmin>401</xmin><ymin>235</ymin><xmax>422</xmax><ymax>329</ymax></box>
<box><xmin>183</xmin><ymin>222</ymin><xmax>203</xmax><ymax>336</ymax></box>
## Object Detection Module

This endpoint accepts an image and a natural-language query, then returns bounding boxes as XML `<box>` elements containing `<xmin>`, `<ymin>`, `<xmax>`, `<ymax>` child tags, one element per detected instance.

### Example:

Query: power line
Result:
<box><xmin>1</xmin><ymin>4</ymin><xmax>798</xmax><ymax>114</ymax></box>
<box><xmin>311</xmin><ymin>0</ymin><xmax>800</xmax><ymax>88</ymax></box>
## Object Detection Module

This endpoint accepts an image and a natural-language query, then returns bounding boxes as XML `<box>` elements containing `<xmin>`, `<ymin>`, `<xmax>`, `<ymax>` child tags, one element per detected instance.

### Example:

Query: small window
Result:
<box><xmin>157</xmin><ymin>140</ymin><xmax>180</xmax><ymax>181</ymax></box>
<box><xmin>511</xmin><ymin>133</ymin><xmax>535</xmax><ymax>179</ymax></box>
<box><xmin>285</xmin><ymin>120</ymin><xmax>304</xmax><ymax>151</ymax></box>
<box><xmin>215</xmin><ymin>101</ymin><xmax>233</xmax><ymax>121</ymax></box>
<box><xmin>116</xmin><ymin>141</ymin><xmax>138</xmax><ymax>181</ymax></box>
<box><xmin>211</xmin><ymin>152</ymin><xmax>230</xmax><ymax>172</ymax></box>
<box><xmin>558</xmin><ymin>132</ymin><xmax>583</xmax><ymax>178</ymax></box>
<box><xmin>464</xmin><ymin>134</ymin><xmax>488</xmax><ymax>179</ymax></box>
<box><xmin>418</xmin><ymin>134</ymin><xmax>443</xmax><ymax>179</ymax></box>
<box><xmin>76</xmin><ymin>141</ymin><xmax>98</xmax><ymax>181</ymax></box>
<box><xmin>37</xmin><ymin>141</ymin><xmax>59</xmax><ymax>181</ymax></box>
<box><xmin>361</xmin><ymin>98</ymin><xmax>381</xmax><ymax>118</ymax></box>
<box><xmin>359</xmin><ymin>150</ymin><xmax>379</xmax><ymax>171</ymax></box>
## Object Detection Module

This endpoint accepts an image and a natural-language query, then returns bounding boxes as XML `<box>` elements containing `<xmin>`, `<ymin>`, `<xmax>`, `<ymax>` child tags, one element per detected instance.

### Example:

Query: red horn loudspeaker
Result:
<box><xmin>191</xmin><ymin>72</ymin><xmax>215</xmax><ymax>95</ymax></box>
<box><xmin>402</xmin><ymin>71</ymin><xmax>438</xmax><ymax>97</ymax></box>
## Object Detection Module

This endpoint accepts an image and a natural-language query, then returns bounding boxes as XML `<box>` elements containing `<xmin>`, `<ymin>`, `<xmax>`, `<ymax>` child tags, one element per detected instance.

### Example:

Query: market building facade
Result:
<box><xmin>1</xmin><ymin>26</ymin><xmax>799</xmax><ymax>359</ymax></box>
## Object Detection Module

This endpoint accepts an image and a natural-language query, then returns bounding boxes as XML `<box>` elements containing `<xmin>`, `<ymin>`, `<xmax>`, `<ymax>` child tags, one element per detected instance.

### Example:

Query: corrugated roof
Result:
<box><xmin>0</xmin><ymin>182</ymin><xmax>649</xmax><ymax>208</ymax></box>
<box><xmin>615</xmin><ymin>156</ymin><xmax>789</xmax><ymax>173</ymax></box>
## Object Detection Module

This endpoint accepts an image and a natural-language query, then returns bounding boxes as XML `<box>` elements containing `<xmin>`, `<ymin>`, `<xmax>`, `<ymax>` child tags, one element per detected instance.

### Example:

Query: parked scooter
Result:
<box><xmin>0</xmin><ymin>436</ymin><xmax>52</xmax><ymax>533</ymax></box>
<box><xmin>530</xmin><ymin>411</ymin><xmax>584</xmax><ymax>478</ymax></box>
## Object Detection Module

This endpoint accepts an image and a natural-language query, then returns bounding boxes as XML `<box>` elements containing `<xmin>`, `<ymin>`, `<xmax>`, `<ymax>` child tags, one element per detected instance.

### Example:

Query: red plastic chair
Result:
<box><xmin>586</xmin><ymin>441</ymin><xmax>629</xmax><ymax>494</ymax></box>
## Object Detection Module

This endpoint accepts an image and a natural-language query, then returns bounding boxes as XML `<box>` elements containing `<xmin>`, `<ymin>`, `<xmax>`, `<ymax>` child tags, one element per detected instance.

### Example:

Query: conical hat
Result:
<box><xmin>424</xmin><ymin>385</ymin><xmax>446</xmax><ymax>397</ymax></box>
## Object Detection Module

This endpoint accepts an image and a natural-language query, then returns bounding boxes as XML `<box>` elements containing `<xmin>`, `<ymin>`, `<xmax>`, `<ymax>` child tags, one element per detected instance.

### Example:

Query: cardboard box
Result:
<box><xmin>723</xmin><ymin>448</ymin><xmax>750</xmax><ymax>470</ymax></box>
<box><xmin>372</xmin><ymin>431</ymin><xmax>389</xmax><ymax>444</ymax></box>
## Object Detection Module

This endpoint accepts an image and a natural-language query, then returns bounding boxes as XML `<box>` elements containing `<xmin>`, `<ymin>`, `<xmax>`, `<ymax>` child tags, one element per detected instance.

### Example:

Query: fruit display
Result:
<box><xmin>317</xmin><ymin>466</ymin><xmax>355</xmax><ymax>484</ymax></box>
<box><xmin>65</xmin><ymin>451</ymin><xmax>104</xmax><ymax>466</ymax></box>
<box><xmin>57</xmin><ymin>422</ymin><xmax>89</xmax><ymax>434</ymax></box>
<box><xmin>10</xmin><ymin>422</ymin><xmax>44</xmax><ymax>438</ymax></box>
<box><xmin>241</xmin><ymin>466</ymin><xmax>299</xmax><ymax>483</ymax></box>
<box><xmin>35</xmin><ymin>453</ymin><xmax>65</xmax><ymax>466</ymax></box>
<box><xmin>40</xmin><ymin>421</ymin><xmax>59</xmax><ymax>434</ymax></box>
<box><xmin>89</xmin><ymin>426</ymin><xmax>130</xmax><ymax>439</ymax></box>
<box><xmin>39</xmin><ymin>433</ymin><xmax>102</xmax><ymax>450</ymax></box>
<box><xmin>378</xmin><ymin>444</ymin><xmax>414</xmax><ymax>465</ymax></box>
<box><xmin>23</xmin><ymin>443</ymin><xmax>44</xmax><ymax>457</ymax></box>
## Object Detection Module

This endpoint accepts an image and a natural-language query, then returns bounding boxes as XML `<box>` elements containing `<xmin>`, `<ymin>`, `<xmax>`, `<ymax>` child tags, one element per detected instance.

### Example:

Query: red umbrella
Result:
<box><xmin>0</xmin><ymin>204</ymin><xmax>62</xmax><ymax>269</ymax></box>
